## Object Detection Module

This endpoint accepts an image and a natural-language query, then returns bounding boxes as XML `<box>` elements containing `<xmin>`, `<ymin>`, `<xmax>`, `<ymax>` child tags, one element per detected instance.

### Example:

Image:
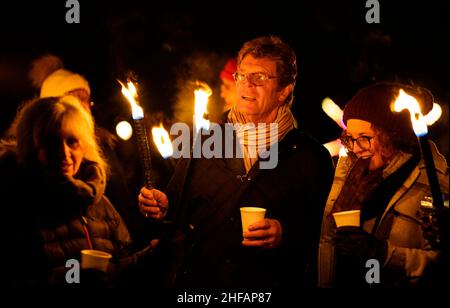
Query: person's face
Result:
<box><xmin>220</xmin><ymin>78</ymin><xmax>237</xmax><ymax>112</ymax></box>
<box><xmin>344</xmin><ymin>119</ymin><xmax>392</xmax><ymax>171</ymax></box>
<box><xmin>38</xmin><ymin>123</ymin><xmax>85</xmax><ymax>177</ymax></box>
<box><xmin>235</xmin><ymin>55</ymin><xmax>292</xmax><ymax>123</ymax></box>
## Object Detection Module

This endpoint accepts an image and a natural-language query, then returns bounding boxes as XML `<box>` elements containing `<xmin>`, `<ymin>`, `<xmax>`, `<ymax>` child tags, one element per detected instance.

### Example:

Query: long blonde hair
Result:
<box><xmin>2</xmin><ymin>96</ymin><xmax>108</xmax><ymax>177</ymax></box>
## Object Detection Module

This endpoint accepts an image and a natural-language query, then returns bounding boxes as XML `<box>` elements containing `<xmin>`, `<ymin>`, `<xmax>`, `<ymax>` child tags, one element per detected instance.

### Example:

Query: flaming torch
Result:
<box><xmin>152</xmin><ymin>123</ymin><xmax>176</xmax><ymax>172</ymax></box>
<box><xmin>119</xmin><ymin>80</ymin><xmax>154</xmax><ymax>190</ymax></box>
<box><xmin>322</xmin><ymin>97</ymin><xmax>345</xmax><ymax>129</ymax></box>
<box><xmin>393</xmin><ymin>89</ymin><xmax>443</xmax><ymax>208</ymax></box>
<box><xmin>193</xmin><ymin>81</ymin><xmax>212</xmax><ymax>135</ymax></box>
<box><xmin>321</xmin><ymin>97</ymin><xmax>346</xmax><ymax>157</ymax></box>
<box><xmin>152</xmin><ymin>123</ymin><xmax>173</xmax><ymax>159</ymax></box>
<box><xmin>191</xmin><ymin>81</ymin><xmax>212</xmax><ymax>156</ymax></box>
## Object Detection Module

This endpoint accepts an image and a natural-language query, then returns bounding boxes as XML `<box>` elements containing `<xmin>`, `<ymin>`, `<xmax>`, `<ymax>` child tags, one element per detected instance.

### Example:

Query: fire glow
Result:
<box><xmin>152</xmin><ymin>123</ymin><xmax>173</xmax><ymax>159</ymax></box>
<box><xmin>393</xmin><ymin>88</ymin><xmax>444</xmax><ymax>209</ymax></box>
<box><xmin>116</xmin><ymin>120</ymin><xmax>133</xmax><ymax>140</ymax></box>
<box><xmin>321</xmin><ymin>97</ymin><xmax>344</xmax><ymax>128</ymax></box>
<box><xmin>194</xmin><ymin>81</ymin><xmax>212</xmax><ymax>134</ymax></box>
<box><xmin>323</xmin><ymin>139</ymin><xmax>346</xmax><ymax>157</ymax></box>
<box><xmin>425</xmin><ymin>103</ymin><xmax>442</xmax><ymax>126</ymax></box>
<box><xmin>119</xmin><ymin>80</ymin><xmax>144</xmax><ymax>120</ymax></box>
<box><xmin>393</xmin><ymin>89</ymin><xmax>428</xmax><ymax>136</ymax></box>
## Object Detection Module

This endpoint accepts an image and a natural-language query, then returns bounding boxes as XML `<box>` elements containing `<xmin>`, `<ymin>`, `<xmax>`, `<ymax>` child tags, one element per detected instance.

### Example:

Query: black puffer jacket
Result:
<box><xmin>0</xmin><ymin>151</ymin><xmax>139</xmax><ymax>286</ymax></box>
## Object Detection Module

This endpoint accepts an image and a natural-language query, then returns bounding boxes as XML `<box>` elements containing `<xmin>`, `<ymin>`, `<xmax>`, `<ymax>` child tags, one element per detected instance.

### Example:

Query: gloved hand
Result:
<box><xmin>334</xmin><ymin>226</ymin><xmax>388</xmax><ymax>263</ymax></box>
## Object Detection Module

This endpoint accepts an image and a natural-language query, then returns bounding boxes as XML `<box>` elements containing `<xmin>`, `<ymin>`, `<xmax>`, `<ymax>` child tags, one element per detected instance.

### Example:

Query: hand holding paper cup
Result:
<box><xmin>332</xmin><ymin>210</ymin><xmax>361</xmax><ymax>228</ymax></box>
<box><xmin>81</xmin><ymin>249</ymin><xmax>112</xmax><ymax>272</ymax></box>
<box><xmin>240</xmin><ymin>207</ymin><xmax>266</xmax><ymax>232</ymax></box>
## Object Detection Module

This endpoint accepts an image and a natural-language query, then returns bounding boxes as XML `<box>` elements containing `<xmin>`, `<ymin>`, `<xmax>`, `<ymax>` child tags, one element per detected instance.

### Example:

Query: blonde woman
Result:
<box><xmin>0</xmin><ymin>96</ymin><xmax>151</xmax><ymax>286</ymax></box>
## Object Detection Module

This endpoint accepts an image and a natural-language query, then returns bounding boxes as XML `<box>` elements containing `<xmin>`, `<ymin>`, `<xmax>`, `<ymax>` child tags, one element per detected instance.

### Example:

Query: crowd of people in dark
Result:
<box><xmin>0</xmin><ymin>33</ymin><xmax>448</xmax><ymax>292</ymax></box>
<box><xmin>0</xmin><ymin>3</ymin><xmax>449</xmax><ymax>299</ymax></box>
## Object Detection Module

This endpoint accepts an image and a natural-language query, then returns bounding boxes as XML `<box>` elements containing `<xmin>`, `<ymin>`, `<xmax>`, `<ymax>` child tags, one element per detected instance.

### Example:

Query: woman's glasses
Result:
<box><xmin>340</xmin><ymin>135</ymin><xmax>375</xmax><ymax>151</ymax></box>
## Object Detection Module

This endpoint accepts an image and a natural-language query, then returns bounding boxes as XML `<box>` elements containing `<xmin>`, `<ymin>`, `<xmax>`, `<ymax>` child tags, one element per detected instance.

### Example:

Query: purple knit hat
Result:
<box><xmin>343</xmin><ymin>82</ymin><xmax>434</xmax><ymax>138</ymax></box>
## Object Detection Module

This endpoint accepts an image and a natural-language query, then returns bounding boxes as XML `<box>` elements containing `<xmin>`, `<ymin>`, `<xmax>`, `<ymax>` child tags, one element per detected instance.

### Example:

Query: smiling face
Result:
<box><xmin>345</xmin><ymin>119</ymin><xmax>396</xmax><ymax>171</ymax></box>
<box><xmin>235</xmin><ymin>55</ymin><xmax>292</xmax><ymax>123</ymax></box>
<box><xmin>38</xmin><ymin>119</ymin><xmax>85</xmax><ymax>177</ymax></box>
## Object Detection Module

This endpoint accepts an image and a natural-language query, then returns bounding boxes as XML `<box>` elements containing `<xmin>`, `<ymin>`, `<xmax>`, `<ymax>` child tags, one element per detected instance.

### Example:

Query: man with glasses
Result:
<box><xmin>139</xmin><ymin>36</ymin><xmax>334</xmax><ymax>289</ymax></box>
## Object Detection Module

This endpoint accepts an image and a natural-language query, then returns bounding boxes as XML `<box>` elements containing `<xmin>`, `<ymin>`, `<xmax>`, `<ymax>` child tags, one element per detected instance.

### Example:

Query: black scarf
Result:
<box><xmin>360</xmin><ymin>151</ymin><xmax>421</xmax><ymax>224</ymax></box>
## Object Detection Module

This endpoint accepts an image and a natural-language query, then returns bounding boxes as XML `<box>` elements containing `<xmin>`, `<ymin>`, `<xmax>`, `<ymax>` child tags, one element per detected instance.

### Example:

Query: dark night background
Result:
<box><xmin>1</xmin><ymin>0</ymin><xmax>449</xmax><ymax>162</ymax></box>
<box><xmin>0</xmin><ymin>1</ymin><xmax>448</xmax><ymax>294</ymax></box>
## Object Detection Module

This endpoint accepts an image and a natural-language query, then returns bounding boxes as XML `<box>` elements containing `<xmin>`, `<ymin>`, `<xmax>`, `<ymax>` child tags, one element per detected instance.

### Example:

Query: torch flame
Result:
<box><xmin>424</xmin><ymin>103</ymin><xmax>442</xmax><ymax>126</ymax></box>
<box><xmin>119</xmin><ymin>80</ymin><xmax>144</xmax><ymax>120</ymax></box>
<box><xmin>339</xmin><ymin>145</ymin><xmax>348</xmax><ymax>157</ymax></box>
<box><xmin>152</xmin><ymin>123</ymin><xmax>173</xmax><ymax>159</ymax></box>
<box><xmin>323</xmin><ymin>139</ymin><xmax>345</xmax><ymax>157</ymax></box>
<box><xmin>116</xmin><ymin>120</ymin><xmax>133</xmax><ymax>140</ymax></box>
<box><xmin>393</xmin><ymin>89</ymin><xmax>428</xmax><ymax>136</ymax></box>
<box><xmin>194</xmin><ymin>81</ymin><xmax>212</xmax><ymax>134</ymax></box>
<box><xmin>321</xmin><ymin>97</ymin><xmax>344</xmax><ymax>128</ymax></box>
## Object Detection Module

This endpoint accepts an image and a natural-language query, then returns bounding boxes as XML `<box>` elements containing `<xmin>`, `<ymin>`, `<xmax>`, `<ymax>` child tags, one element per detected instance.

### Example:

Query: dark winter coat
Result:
<box><xmin>318</xmin><ymin>142</ymin><xmax>449</xmax><ymax>287</ymax></box>
<box><xmin>0</xmin><ymin>150</ymin><xmax>147</xmax><ymax>286</ymax></box>
<box><xmin>153</xmin><ymin>123</ymin><xmax>334</xmax><ymax>289</ymax></box>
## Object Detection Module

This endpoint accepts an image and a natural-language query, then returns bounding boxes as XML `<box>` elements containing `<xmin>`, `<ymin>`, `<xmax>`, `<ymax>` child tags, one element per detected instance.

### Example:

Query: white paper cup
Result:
<box><xmin>332</xmin><ymin>210</ymin><xmax>361</xmax><ymax>228</ymax></box>
<box><xmin>240</xmin><ymin>207</ymin><xmax>266</xmax><ymax>232</ymax></box>
<box><xmin>81</xmin><ymin>250</ymin><xmax>112</xmax><ymax>272</ymax></box>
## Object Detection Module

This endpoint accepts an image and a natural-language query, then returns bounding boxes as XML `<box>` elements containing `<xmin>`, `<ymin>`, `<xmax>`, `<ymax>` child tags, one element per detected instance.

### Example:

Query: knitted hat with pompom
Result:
<box><xmin>29</xmin><ymin>54</ymin><xmax>90</xmax><ymax>98</ymax></box>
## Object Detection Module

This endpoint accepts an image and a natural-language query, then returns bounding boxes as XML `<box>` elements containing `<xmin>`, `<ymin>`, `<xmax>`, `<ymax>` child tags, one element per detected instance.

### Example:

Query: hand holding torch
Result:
<box><xmin>119</xmin><ymin>80</ymin><xmax>154</xmax><ymax>189</ymax></box>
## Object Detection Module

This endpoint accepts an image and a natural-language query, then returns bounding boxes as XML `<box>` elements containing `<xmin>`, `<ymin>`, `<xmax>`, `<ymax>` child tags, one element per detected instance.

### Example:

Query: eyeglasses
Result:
<box><xmin>233</xmin><ymin>72</ymin><xmax>277</xmax><ymax>86</ymax></box>
<box><xmin>340</xmin><ymin>135</ymin><xmax>375</xmax><ymax>151</ymax></box>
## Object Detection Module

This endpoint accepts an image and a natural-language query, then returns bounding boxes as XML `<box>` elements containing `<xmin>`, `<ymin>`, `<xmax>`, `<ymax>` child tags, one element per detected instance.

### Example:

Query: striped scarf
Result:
<box><xmin>227</xmin><ymin>104</ymin><xmax>295</xmax><ymax>172</ymax></box>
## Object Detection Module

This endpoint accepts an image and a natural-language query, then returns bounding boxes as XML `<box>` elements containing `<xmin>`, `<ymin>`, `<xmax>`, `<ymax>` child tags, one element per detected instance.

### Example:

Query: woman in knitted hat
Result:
<box><xmin>318</xmin><ymin>82</ymin><xmax>448</xmax><ymax>287</ymax></box>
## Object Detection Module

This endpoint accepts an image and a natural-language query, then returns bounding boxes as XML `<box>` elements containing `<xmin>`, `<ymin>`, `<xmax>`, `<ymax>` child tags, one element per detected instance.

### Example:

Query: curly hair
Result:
<box><xmin>372</xmin><ymin>124</ymin><xmax>419</xmax><ymax>159</ymax></box>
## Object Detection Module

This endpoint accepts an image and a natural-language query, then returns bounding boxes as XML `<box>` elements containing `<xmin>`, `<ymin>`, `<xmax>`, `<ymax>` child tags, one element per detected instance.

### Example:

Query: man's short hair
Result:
<box><xmin>237</xmin><ymin>36</ymin><xmax>297</xmax><ymax>105</ymax></box>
